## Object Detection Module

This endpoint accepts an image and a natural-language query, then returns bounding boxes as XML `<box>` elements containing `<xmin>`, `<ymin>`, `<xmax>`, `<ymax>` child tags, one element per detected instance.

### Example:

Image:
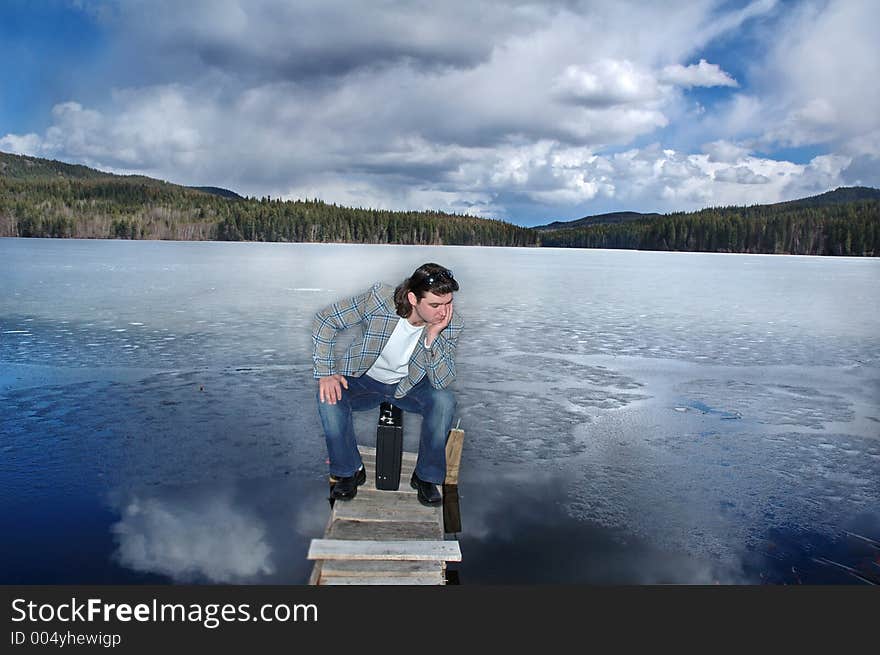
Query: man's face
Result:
<box><xmin>408</xmin><ymin>290</ymin><xmax>453</xmax><ymax>326</ymax></box>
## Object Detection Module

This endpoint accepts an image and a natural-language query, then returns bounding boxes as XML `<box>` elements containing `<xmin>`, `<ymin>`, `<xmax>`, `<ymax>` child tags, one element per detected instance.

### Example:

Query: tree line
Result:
<box><xmin>0</xmin><ymin>177</ymin><xmax>537</xmax><ymax>246</ymax></box>
<box><xmin>539</xmin><ymin>201</ymin><xmax>879</xmax><ymax>256</ymax></box>
<box><xmin>1</xmin><ymin>162</ymin><xmax>877</xmax><ymax>255</ymax></box>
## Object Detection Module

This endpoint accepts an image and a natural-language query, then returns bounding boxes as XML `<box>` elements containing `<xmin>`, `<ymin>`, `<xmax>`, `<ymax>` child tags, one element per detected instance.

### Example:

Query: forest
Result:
<box><xmin>539</xmin><ymin>199</ymin><xmax>879</xmax><ymax>256</ymax></box>
<box><xmin>1</xmin><ymin>151</ymin><xmax>877</xmax><ymax>255</ymax></box>
<box><xmin>0</xmin><ymin>153</ymin><xmax>535</xmax><ymax>247</ymax></box>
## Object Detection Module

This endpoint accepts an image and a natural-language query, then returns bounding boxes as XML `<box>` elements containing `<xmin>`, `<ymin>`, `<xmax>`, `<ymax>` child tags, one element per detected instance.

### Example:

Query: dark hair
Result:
<box><xmin>394</xmin><ymin>263</ymin><xmax>459</xmax><ymax>318</ymax></box>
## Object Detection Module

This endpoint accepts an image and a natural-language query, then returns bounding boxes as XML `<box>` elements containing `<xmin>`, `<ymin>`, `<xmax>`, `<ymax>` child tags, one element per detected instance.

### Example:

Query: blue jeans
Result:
<box><xmin>316</xmin><ymin>374</ymin><xmax>456</xmax><ymax>484</ymax></box>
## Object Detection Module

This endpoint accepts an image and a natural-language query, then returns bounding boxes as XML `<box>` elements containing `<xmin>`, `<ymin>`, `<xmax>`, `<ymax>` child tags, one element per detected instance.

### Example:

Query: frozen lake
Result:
<box><xmin>1</xmin><ymin>238</ymin><xmax>878</xmax><ymax>584</ymax></box>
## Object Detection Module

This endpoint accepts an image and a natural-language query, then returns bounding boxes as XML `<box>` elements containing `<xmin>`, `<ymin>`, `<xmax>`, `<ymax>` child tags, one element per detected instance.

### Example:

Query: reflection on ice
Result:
<box><xmin>675</xmin><ymin>378</ymin><xmax>855</xmax><ymax>429</ymax></box>
<box><xmin>112</xmin><ymin>491</ymin><xmax>275</xmax><ymax>583</ymax></box>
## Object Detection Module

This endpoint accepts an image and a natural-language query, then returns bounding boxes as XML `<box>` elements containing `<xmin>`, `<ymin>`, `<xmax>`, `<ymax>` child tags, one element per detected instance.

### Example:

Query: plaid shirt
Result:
<box><xmin>312</xmin><ymin>283</ymin><xmax>463</xmax><ymax>398</ymax></box>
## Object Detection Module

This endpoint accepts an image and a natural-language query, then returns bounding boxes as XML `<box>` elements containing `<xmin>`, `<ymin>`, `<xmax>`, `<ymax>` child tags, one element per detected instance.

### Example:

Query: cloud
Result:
<box><xmin>840</xmin><ymin>154</ymin><xmax>880</xmax><ymax>188</ymax></box>
<box><xmin>661</xmin><ymin>59</ymin><xmax>738</xmax><ymax>88</ymax></box>
<box><xmin>98</xmin><ymin>0</ymin><xmax>541</xmax><ymax>83</ymax></box>
<box><xmin>554</xmin><ymin>60</ymin><xmax>663</xmax><ymax>107</ymax></box>
<box><xmin>748</xmin><ymin>0</ymin><xmax>880</xmax><ymax>150</ymax></box>
<box><xmin>111</xmin><ymin>492</ymin><xmax>275</xmax><ymax>582</ymax></box>
<box><xmin>399</xmin><ymin>140</ymin><xmax>849</xmax><ymax>217</ymax></box>
<box><xmin>704</xmin><ymin>94</ymin><xmax>766</xmax><ymax>141</ymax></box>
<box><xmin>0</xmin><ymin>132</ymin><xmax>42</xmax><ymax>156</ymax></box>
<box><xmin>763</xmin><ymin>98</ymin><xmax>839</xmax><ymax>148</ymax></box>
<box><xmin>8</xmin><ymin>95</ymin><xmax>212</xmax><ymax>174</ymax></box>
<box><xmin>702</xmin><ymin>139</ymin><xmax>752</xmax><ymax>163</ymax></box>
<box><xmin>2</xmin><ymin>0</ymin><xmax>875</xmax><ymax>223</ymax></box>
<box><xmin>713</xmin><ymin>166</ymin><xmax>770</xmax><ymax>185</ymax></box>
<box><xmin>697</xmin><ymin>0</ymin><xmax>779</xmax><ymax>44</ymax></box>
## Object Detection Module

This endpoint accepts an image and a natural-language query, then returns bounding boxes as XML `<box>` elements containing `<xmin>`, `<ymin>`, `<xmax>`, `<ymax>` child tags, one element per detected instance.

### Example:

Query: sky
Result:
<box><xmin>1</xmin><ymin>0</ymin><xmax>879</xmax><ymax>226</ymax></box>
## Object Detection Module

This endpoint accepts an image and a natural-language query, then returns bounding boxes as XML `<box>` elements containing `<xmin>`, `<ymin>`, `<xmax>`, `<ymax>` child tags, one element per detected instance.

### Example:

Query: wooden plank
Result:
<box><xmin>321</xmin><ymin>574</ymin><xmax>444</xmax><ymax>585</ymax></box>
<box><xmin>333</xmin><ymin>506</ymin><xmax>440</xmax><ymax>524</ymax></box>
<box><xmin>332</xmin><ymin>488</ymin><xmax>432</xmax><ymax>508</ymax></box>
<box><xmin>308</xmin><ymin>539</ymin><xmax>461</xmax><ymax>562</ymax></box>
<box><xmin>341</xmin><ymin>485</ymin><xmax>434</xmax><ymax>509</ymax></box>
<box><xmin>331</xmin><ymin>490</ymin><xmax>441</xmax><ymax>523</ymax></box>
<box><xmin>444</xmin><ymin>428</ymin><xmax>464</xmax><ymax>485</ymax></box>
<box><xmin>308</xmin><ymin>560</ymin><xmax>323</xmax><ymax>585</ymax></box>
<box><xmin>321</xmin><ymin>560</ymin><xmax>443</xmax><ymax>577</ymax></box>
<box><xmin>328</xmin><ymin>519</ymin><xmax>442</xmax><ymax>541</ymax></box>
<box><xmin>313</xmin><ymin>444</ymin><xmax>458</xmax><ymax>585</ymax></box>
<box><xmin>308</xmin><ymin>498</ymin><xmax>339</xmax><ymax>585</ymax></box>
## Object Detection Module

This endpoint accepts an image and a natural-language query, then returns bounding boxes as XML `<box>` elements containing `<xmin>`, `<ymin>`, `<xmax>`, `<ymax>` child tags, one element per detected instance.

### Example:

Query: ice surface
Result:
<box><xmin>1</xmin><ymin>240</ymin><xmax>878</xmax><ymax>583</ymax></box>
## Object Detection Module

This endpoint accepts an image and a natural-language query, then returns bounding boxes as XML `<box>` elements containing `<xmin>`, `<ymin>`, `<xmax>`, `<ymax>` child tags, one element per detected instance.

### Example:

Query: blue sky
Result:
<box><xmin>2</xmin><ymin>0</ymin><xmax>878</xmax><ymax>226</ymax></box>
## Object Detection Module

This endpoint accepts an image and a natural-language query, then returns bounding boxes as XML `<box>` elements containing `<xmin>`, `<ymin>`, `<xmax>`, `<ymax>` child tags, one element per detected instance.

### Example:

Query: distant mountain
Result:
<box><xmin>0</xmin><ymin>152</ymin><xmax>243</xmax><ymax>199</ymax></box>
<box><xmin>0</xmin><ymin>150</ymin><xmax>536</xmax><ymax>246</ymax></box>
<box><xmin>1</xmin><ymin>150</ymin><xmax>876</xmax><ymax>255</ymax></box>
<box><xmin>775</xmin><ymin>186</ymin><xmax>880</xmax><ymax>208</ymax></box>
<box><xmin>538</xmin><ymin>186</ymin><xmax>879</xmax><ymax>256</ymax></box>
<box><xmin>536</xmin><ymin>186</ymin><xmax>880</xmax><ymax>233</ymax></box>
<box><xmin>0</xmin><ymin>151</ymin><xmax>120</xmax><ymax>180</ymax></box>
<box><xmin>188</xmin><ymin>186</ymin><xmax>244</xmax><ymax>200</ymax></box>
<box><xmin>533</xmin><ymin>211</ymin><xmax>661</xmax><ymax>231</ymax></box>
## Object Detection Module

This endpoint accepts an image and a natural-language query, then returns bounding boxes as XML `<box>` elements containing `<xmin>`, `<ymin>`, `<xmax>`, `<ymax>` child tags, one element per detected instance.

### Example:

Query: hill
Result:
<box><xmin>0</xmin><ymin>152</ymin><xmax>242</xmax><ymax>197</ymax></box>
<box><xmin>539</xmin><ymin>188</ymin><xmax>879</xmax><ymax>256</ymax></box>
<box><xmin>776</xmin><ymin>186</ymin><xmax>880</xmax><ymax>208</ymax></box>
<box><xmin>534</xmin><ymin>211</ymin><xmax>661</xmax><ymax>231</ymax></box>
<box><xmin>1</xmin><ymin>150</ymin><xmax>876</xmax><ymax>255</ymax></box>
<box><xmin>188</xmin><ymin>186</ymin><xmax>244</xmax><ymax>200</ymax></box>
<box><xmin>0</xmin><ymin>152</ymin><xmax>124</xmax><ymax>181</ymax></box>
<box><xmin>0</xmin><ymin>151</ymin><xmax>536</xmax><ymax>246</ymax></box>
<box><xmin>536</xmin><ymin>187</ymin><xmax>880</xmax><ymax>233</ymax></box>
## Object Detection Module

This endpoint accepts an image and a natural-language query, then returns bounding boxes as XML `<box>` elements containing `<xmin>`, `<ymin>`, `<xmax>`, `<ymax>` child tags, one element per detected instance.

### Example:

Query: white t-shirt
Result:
<box><xmin>365</xmin><ymin>317</ymin><xmax>425</xmax><ymax>384</ymax></box>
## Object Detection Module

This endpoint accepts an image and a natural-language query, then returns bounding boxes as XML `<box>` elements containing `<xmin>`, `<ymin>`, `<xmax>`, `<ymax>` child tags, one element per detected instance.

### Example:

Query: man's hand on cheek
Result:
<box><xmin>426</xmin><ymin>303</ymin><xmax>453</xmax><ymax>345</ymax></box>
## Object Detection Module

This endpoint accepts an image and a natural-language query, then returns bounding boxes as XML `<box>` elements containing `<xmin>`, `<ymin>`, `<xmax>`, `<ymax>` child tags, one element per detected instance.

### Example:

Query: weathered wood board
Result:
<box><xmin>308</xmin><ymin>444</ymin><xmax>461</xmax><ymax>585</ymax></box>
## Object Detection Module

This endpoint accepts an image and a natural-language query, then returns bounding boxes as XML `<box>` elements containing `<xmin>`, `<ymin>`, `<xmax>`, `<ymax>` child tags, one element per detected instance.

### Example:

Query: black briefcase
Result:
<box><xmin>376</xmin><ymin>402</ymin><xmax>403</xmax><ymax>490</ymax></box>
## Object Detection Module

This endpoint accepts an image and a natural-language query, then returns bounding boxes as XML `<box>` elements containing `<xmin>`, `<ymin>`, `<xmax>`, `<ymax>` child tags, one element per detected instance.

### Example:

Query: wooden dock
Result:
<box><xmin>308</xmin><ymin>438</ymin><xmax>463</xmax><ymax>585</ymax></box>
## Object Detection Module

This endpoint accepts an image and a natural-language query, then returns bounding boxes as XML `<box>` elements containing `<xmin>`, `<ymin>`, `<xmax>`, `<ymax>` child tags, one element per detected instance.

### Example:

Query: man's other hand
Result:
<box><xmin>319</xmin><ymin>374</ymin><xmax>349</xmax><ymax>404</ymax></box>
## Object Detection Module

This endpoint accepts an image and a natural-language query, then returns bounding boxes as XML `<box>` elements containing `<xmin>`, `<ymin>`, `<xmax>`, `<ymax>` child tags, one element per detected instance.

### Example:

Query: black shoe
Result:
<box><xmin>410</xmin><ymin>472</ymin><xmax>442</xmax><ymax>505</ymax></box>
<box><xmin>330</xmin><ymin>465</ymin><xmax>366</xmax><ymax>500</ymax></box>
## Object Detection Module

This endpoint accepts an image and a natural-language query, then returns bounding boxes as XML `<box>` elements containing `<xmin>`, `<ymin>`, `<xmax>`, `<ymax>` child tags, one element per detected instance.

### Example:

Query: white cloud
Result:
<box><xmin>382</xmin><ymin>139</ymin><xmax>849</xmax><ymax>217</ymax></box>
<box><xmin>702</xmin><ymin>140</ymin><xmax>752</xmax><ymax>163</ymax></box>
<box><xmin>2</xmin><ymin>0</ymin><xmax>874</xmax><ymax>222</ymax></box>
<box><xmin>713</xmin><ymin>166</ymin><xmax>770</xmax><ymax>185</ymax></box>
<box><xmin>763</xmin><ymin>98</ymin><xmax>839</xmax><ymax>148</ymax></box>
<box><xmin>842</xmin><ymin>129</ymin><xmax>880</xmax><ymax>159</ymax></box>
<box><xmin>661</xmin><ymin>59</ymin><xmax>738</xmax><ymax>88</ymax></box>
<box><xmin>456</xmin><ymin>140</ymin><xmax>852</xmax><ymax>214</ymax></box>
<box><xmin>555</xmin><ymin>60</ymin><xmax>663</xmax><ymax>106</ymax></box>
<box><xmin>0</xmin><ymin>132</ymin><xmax>42</xmax><ymax>156</ymax></box>
<box><xmin>696</xmin><ymin>0</ymin><xmax>779</xmax><ymax>44</ymax></box>
<box><xmin>8</xmin><ymin>94</ymin><xmax>213</xmax><ymax>174</ymax></box>
<box><xmin>711</xmin><ymin>94</ymin><xmax>766</xmax><ymax>140</ymax></box>
<box><xmin>111</xmin><ymin>492</ymin><xmax>274</xmax><ymax>582</ymax></box>
<box><xmin>838</xmin><ymin>130</ymin><xmax>880</xmax><ymax>188</ymax></box>
<box><xmin>747</xmin><ymin>0</ymin><xmax>880</xmax><ymax>150</ymax></box>
<box><xmin>793</xmin><ymin>153</ymin><xmax>852</xmax><ymax>194</ymax></box>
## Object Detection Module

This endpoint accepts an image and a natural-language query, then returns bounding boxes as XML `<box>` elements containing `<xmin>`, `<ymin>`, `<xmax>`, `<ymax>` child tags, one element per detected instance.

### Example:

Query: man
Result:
<box><xmin>312</xmin><ymin>263</ymin><xmax>462</xmax><ymax>505</ymax></box>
